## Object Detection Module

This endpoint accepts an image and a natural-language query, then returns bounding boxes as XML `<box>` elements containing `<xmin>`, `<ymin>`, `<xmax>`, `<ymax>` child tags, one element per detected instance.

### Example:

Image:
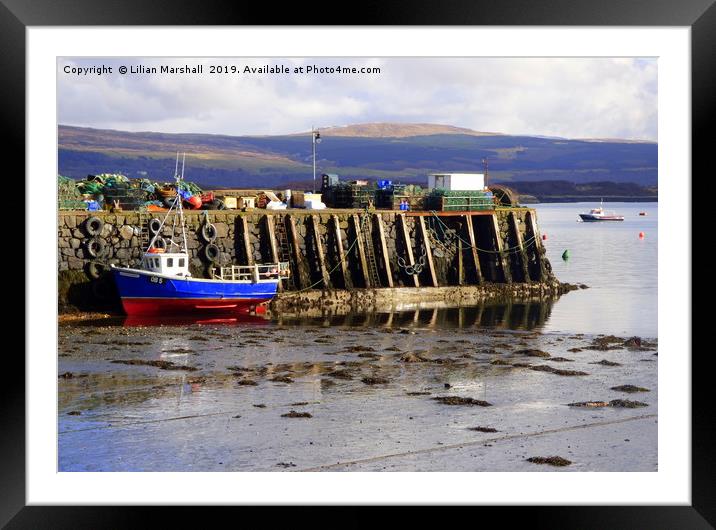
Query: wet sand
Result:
<box><xmin>58</xmin><ymin>319</ymin><xmax>657</xmax><ymax>472</ymax></box>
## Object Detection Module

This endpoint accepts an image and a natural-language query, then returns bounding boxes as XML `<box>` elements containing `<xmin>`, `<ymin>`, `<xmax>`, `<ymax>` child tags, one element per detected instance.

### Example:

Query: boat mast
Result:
<box><xmin>143</xmin><ymin>153</ymin><xmax>188</xmax><ymax>254</ymax></box>
<box><xmin>177</xmin><ymin>152</ymin><xmax>189</xmax><ymax>253</ymax></box>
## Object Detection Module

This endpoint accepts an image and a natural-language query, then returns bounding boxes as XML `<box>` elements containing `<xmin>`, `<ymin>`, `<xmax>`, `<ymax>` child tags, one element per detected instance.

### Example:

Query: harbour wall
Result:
<box><xmin>57</xmin><ymin>208</ymin><xmax>558</xmax><ymax>312</ymax></box>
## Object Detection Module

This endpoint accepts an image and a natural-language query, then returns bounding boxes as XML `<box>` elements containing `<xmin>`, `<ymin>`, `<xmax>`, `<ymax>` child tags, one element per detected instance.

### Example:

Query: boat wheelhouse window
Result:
<box><xmin>153</xmin><ymin>258</ymin><xmax>159</xmax><ymax>268</ymax></box>
<box><xmin>167</xmin><ymin>258</ymin><xmax>173</xmax><ymax>267</ymax></box>
<box><xmin>179</xmin><ymin>258</ymin><xmax>185</xmax><ymax>267</ymax></box>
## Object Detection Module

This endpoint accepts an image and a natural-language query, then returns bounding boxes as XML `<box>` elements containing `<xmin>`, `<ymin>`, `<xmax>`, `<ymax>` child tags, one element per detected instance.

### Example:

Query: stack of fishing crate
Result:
<box><xmin>103</xmin><ymin>178</ymin><xmax>148</xmax><ymax>210</ymax></box>
<box><xmin>329</xmin><ymin>181</ymin><xmax>377</xmax><ymax>209</ymax></box>
<box><xmin>375</xmin><ymin>184</ymin><xmax>427</xmax><ymax>210</ymax></box>
<box><xmin>426</xmin><ymin>189</ymin><xmax>495</xmax><ymax>211</ymax></box>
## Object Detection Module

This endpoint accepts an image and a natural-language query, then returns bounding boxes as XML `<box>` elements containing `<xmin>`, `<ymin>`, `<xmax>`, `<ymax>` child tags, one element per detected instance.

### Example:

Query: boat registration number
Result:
<box><xmin>150</xmin><ymin>276</ymin><xmax>165</xmax><ymax>284</ymax></box>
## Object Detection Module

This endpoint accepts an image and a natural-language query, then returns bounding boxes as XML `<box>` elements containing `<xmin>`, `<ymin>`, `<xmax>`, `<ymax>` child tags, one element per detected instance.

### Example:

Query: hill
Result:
<box><xmin>504</xmin><ymin>180</ymin><xmax>658</xmax><ymax>203</ymax></box>
<box><xmin>58</xmin><ymin>124</ymin><xmax>657</xmax><ymax>191</ymax></box>
<box><xmin>294</xmin><ymin>123</ymin><xmax>501</xmax><ymax>138</ymax></box>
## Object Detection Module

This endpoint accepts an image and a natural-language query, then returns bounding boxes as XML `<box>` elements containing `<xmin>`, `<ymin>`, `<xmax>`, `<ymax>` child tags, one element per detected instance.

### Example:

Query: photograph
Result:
<box><xmin>56</xmin><ymin>56</ymin><xmax>659</xmax><ymax>473</ymax></box>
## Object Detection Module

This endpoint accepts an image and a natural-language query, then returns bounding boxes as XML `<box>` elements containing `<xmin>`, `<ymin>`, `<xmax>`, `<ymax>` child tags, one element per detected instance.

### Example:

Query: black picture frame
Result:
<box><xmin>6</xmin><ymin>0</ymin><xmax>707</xmax><ymax>526</ymax></box>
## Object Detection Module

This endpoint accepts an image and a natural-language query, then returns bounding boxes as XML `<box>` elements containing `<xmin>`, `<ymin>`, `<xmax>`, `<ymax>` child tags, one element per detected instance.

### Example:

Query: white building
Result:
<box><xmin>428</xmin><ymin>172</ymin><xmax>485</xmax><ymax>191</ymax></box>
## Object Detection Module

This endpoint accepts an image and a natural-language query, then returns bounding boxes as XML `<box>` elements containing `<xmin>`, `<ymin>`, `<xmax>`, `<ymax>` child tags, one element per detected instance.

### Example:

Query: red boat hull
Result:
<box><xmin>121</xmin><ymin>297</ymin><xmax>268</xmax><ymax>316</ymax></box>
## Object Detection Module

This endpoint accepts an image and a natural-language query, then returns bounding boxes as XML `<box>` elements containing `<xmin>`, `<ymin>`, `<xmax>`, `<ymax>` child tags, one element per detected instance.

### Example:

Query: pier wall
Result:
<box><xmin>57</xmin><ymin>208</ymin><xmax>555</xmax><ymax>311</ymax></box>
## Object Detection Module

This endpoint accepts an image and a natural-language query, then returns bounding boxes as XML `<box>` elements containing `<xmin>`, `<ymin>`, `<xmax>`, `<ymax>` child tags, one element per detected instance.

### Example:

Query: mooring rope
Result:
<box><xmin>427</xmin><ymin>210</ymin><xmax>539</xmax><ymax>255</ymax></box>
<box><xmin>280</xmin><ymin>208</ymin><xmax>540</xmax><ymax>293</ymax></box>
<box><xmin>281</xmin><ymin>208</ymin><xmax>372</xmax><ymax>295</ymax></box>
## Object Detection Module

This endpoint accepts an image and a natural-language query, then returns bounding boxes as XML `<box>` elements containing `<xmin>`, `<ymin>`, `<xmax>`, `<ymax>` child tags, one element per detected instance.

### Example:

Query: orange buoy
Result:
<box><xmin>638</xmin><ymin>232</ymin><xmax>645</xmax><ymax>239</ymax></box>
<box><xmin>186</xmin><ymin>195</ymin><xmax>202</xmax><ymax>209</ymax></box>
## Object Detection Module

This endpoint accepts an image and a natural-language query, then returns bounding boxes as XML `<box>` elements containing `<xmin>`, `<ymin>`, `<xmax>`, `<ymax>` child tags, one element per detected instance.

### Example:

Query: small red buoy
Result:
<box><xmin>542</xmin><ymin>234</ymin><xmax>547</xmax><ymax>240</ymax></box>
<box><xmin>638</xmin><ymin>232</ymin><xmax>645</xmax><ymax>239</ymax></box>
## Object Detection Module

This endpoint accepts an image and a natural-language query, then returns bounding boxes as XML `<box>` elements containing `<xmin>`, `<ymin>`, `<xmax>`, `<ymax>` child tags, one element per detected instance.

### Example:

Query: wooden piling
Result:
<box><xmin>490</xmin><ymin>214</ymin><xmax>512</xmax><ymax>283</ymax></box>
<box><xmin>526</xmin><ymin>211</ymin><xmax>547</xmax><ymax>281</ymax></box>
<box><xmin>240</xmin><ymin>216</ymin><xmax>254</xmax><ymax>266</ymax></box>
<box><xmin>510</xmin><ymin>212</ymin><xmax>531</xmax><ymax>282</ymax></box>
<box><xmin>417</xmin><ymin>216</ymin><xmax>438</xmax><ymax>287</ymax></box>
<box><xmin>287</xmin><ymin>215</ymin><xmax>303</xmax><ymax>289</ymax></box>
<box><xmin>351</xmin><ymin>214</ymin><xmax>371</xmax><ymax>288</ymax></box>
<box><xmin>457</xmin><ymin>238</ymin><xmax>464</xmax><ymax>285</ymax></box>
<box><xmin>374</xmin><ymin>214</ymin><xmax>394</xmax><ymax>288</ymax></box>
<box><xmin>331</xmin><ymin>214</ymin><xmax>349</xmax><ymax>288</ymax></box>
<box><xmin>264</xmin><ymin>215</ymin><xmax>282</xmax><ymax>291</ymax></box>
<box><xmin>464</xmin><ymin>214</ymin><xmax>483</xmax><ymax>284</ymax></box>
<box><xmin>265</xmin><ymin>215</ymin><xmax>279</xmax><ymax>263</ymax></box>
<box><xmin>311</xmin><ymin>215</ymin><xmax>331</xmax><ymax>288</ymax></box>
<box><xmin>397</xmin><ymin>213</ymin><xmax>420</xmax><ymax>287</ymax></box>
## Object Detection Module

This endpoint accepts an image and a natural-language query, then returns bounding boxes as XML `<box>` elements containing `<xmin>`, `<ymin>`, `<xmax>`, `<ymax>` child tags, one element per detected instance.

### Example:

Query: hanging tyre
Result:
<box><xmin>151</xmin><ymin>236</ymin><xmax>167</xmax><ymax>250</ymax></box>
<box><xmin>85</xmin><ymin>260</ymin><xmax>107</xmax><ymax>280</ymax></box>
<box><xmin>202</xmin><ymin>243</ymin><xmax>220</xmax><ymax>262</ymax></box>
<box><xmin>85</xmin><ymin>237</ymin><xmax>106</xmax><ymax>258</ymax></box>
<box><xmin>148</xmin><ymin>218</ymin><xmax>162</xmax><ymax>235</ymax></box>
<box><xmin>200</xmin><ymin>222</ymin><xmax>217</xmax><ymax>243</ymax></box>
<box><xmin>84</xmin><ymin>216</ymin><xmax>104</xmax><ymax>237</ymax></box>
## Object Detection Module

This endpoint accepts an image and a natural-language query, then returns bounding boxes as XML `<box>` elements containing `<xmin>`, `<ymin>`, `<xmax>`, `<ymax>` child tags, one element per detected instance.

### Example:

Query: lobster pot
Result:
<box><xmin>375</xmin><ymin>190</ymin><xmax>426</xmax><ymax>210</ymax></box>
<box><xmin>427</xmin><ymin>189</ymin><xmax>494</xmax><ymax>211</ymax></box>
<box><xmin>58</xmin><ymin>176</ymin><xmax>87</xmax><ymax>210</ymax></box>
<box><xmin>103</xmin><ymin>186</ymin><xmax>147</xmax><ymax>210</ymax></box>
<box><xmin>330</xmin><ymin>184</ymin><xmax>376</xmax><ymax>208</ymax></box>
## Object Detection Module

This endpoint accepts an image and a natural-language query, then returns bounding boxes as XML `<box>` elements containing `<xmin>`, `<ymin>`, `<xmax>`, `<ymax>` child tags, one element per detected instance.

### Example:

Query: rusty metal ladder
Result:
<box><xmin>273</xmin><ymin>217</ymin><xmax>295</xmax><ymax>290</ymax></box>
<box><xmin>361</xmin><ymin>216</ymin><xmax>381</xmax><ymax>287</ymax></box>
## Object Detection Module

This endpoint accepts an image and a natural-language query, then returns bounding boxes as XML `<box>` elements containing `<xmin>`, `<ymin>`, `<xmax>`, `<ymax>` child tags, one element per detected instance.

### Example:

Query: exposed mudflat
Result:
<box><xmin>58</xmin><ymin>316</ymin><xmax>657</xmax><ymax>472</ymax></box>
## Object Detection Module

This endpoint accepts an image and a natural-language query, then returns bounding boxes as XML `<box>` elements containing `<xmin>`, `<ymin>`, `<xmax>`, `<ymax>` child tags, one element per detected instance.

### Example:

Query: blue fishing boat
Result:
<box><xmin>111</xmin><ymin>155</ymin><xmax>289</xmax><ymax>316</ymax></box>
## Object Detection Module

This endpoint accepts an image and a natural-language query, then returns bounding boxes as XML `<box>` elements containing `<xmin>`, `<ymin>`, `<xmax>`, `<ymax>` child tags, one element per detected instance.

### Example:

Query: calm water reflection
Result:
<box><xmin>275</xmin><ymin>301</ymin><xmax>554</xmax><ymax>331</ymax></box>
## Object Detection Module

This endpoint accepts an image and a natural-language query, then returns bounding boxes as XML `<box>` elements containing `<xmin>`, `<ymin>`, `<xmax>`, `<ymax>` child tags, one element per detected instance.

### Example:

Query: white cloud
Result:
<box><xmin>58</xmin><ymin>57</ymin><xmax>657</xmax><ymax>140</ymax></box>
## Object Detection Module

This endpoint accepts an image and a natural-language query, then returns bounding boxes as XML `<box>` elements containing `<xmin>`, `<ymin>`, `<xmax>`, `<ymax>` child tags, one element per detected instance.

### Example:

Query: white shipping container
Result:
<box><xmin>428</xmin><ymin>173</ymin><xmax>485</xmax><ymax>191</ymax></box>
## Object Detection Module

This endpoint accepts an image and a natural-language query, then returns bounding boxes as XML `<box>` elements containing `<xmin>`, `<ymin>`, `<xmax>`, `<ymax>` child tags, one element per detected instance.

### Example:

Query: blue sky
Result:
<box><xmin>58</xmin><ymin>57</ymin><xmax>657</xmax><ymax>141</ymax></box>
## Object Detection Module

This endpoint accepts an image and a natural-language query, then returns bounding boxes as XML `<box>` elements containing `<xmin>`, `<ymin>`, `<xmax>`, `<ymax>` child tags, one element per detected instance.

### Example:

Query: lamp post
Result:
<box><xmin>312</xmin><ymin>127</ymin><xmax>321</xmax><ymax>193</ymax></box>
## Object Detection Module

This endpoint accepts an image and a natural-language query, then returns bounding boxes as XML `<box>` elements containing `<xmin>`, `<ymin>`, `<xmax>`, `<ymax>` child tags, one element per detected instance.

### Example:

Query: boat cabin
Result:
<box><xmin>141</xmin><ymin>252</ymin><xmax>191</xmax><ymax>277</ymax></box>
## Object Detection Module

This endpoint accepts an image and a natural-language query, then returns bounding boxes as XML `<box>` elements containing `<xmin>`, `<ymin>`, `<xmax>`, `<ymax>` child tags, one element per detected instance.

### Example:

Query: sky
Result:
<box><xmin>57</xmin><ymin>57</ymin><xmax>657</xmax><ymax>141</ymax></box>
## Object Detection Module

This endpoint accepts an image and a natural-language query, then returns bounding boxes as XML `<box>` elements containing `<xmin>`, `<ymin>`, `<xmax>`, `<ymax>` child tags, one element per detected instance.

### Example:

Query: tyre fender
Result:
<box><xmin>148</xmin><ymin>218</ymin><xmax>162</xmax><ymax>235</ymax></box>
<box><xmin>84</xmin><ymin>216</ymin><xmax>104</xmax><ymax>237</ymax></box>
<box><xmin>85</xmin><ymin>237</ymin><xmax>106</xmax><ymax>259</ymax></box>
<box><xmin>85</xmin><ymin>260</ymin><xmax>107</xmax><ymax>280</ymax></box>
<box><xmin>200</xmin><ymin>223</ymin><xmax>217</xmax><ymax>243</ymax></box>
<box><xmin>151</xmin><ymin>236</ymin><xmax>167</xmax><ymax>250</ymax></box>
<box><xmin>202</xmin><ymin>243</ymin><xmax>220</xmax><ymax>262</ymax></box>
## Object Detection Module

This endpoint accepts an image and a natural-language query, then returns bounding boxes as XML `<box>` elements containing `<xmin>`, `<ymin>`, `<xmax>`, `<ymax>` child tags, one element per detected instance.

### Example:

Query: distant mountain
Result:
<box><xmin>293</xmin><ymin>123</ymin><xmax>502</xmax><ymax>138</ymax></box>
<box><xmin>58</xmin><ymin>124</ymin><xmax>657</xmax><ymax>190</ymax></box>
